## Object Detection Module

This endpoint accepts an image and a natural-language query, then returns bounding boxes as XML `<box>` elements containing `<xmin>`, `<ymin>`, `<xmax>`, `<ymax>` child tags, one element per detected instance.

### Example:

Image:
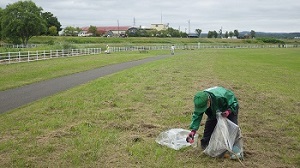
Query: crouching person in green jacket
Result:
<box><xmin>186</xmin><ymin>86</ymin><xmax>239</xmax><ymax>150</ymax></box>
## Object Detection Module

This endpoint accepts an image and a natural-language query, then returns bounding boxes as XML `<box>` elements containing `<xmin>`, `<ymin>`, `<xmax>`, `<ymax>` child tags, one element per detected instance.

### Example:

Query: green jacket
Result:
<box><xmin>189</xmin><ymin>86</ymin><xmax>239</xmax><ymax>131</ymax></box>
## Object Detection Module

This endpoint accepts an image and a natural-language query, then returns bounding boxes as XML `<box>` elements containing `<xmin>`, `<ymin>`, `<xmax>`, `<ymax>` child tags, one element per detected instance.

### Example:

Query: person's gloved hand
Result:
<box><xmin>186</xmin><ymin>130</ymin><xmax>196</xmax><ymax>143</ymax></box>
<box><xmin>221</xmin><ymin>110</ymin><xmax>231</xmax><ymax>118</ymax></box>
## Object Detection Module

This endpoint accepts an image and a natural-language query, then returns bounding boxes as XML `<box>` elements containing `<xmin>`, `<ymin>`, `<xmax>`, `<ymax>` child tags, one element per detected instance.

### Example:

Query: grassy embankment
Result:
<box><xmin>2</xmin><ymin>36</ymin><xmax>223</xmax><ymax>52</ymax></box>
<box><xmin>0</xmin><ymin>47</ymin><xmax>299</xmax><ymax>167</ymax></box>
<box><xmin>1</xmin><ymin>36</ymin><xmax>299</xmax><ymax>52</ymax></box>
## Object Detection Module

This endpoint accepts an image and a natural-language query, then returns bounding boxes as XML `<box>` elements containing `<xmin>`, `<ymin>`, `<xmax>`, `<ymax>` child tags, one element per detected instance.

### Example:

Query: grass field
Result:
<box><xmin>1</xmin><ymin>36</ymin><xmax>299</xmax><ymax>53</ymax></box>
<box><xmin>0</xmin><ymin>48</ymin><xmax>299</xmax><ymax>167</ymax></box>
<box><xmin>0</xmin><ymin>50</ymin><xmax>166</xmax><ymax>91</ymax></box>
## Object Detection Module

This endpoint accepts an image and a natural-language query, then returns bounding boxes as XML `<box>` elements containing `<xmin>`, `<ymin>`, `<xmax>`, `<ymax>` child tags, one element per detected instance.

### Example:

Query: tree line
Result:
<box><xmin>0</xmin><ymin>1</ymin><xmax>267</xmax><ymax>46</ymax></box>
<box><xmin>206</xmin><ymin>29</ymin><xmax>256</xmax><ymax>39</ymax></box>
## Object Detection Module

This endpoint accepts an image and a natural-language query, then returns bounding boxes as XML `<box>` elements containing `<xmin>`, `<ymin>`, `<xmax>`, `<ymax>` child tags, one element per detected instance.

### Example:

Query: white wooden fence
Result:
<box><xmin>0</xmin><ymin>44</ymin><xmax>298</xmax><ymax>64</ymax></box>
<box><xmin>0</xmin><ymin>48</ymin><xmax>101</xmax><ymax>64</ymax></box>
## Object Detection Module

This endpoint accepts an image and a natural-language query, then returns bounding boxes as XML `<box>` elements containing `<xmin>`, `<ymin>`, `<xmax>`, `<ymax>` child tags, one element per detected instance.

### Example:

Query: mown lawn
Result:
<box><xmin>0</xmin><ymin>48</ymin><xmax>299</xmax><ymax>168</ymax></box>
<box><xmin>0</xmin><ymin>50</ymin><xmax>167</xmax><ymax>91</ymax></box>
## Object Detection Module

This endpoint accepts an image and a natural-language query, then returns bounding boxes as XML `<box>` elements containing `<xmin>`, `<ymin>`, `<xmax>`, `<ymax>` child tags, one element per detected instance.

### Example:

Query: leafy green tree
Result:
<box><xmin>180</xmin><ymin>32</ymin><xmax>188</xmax><ymax>38</ymax></box>
<box><xmin>88</xmin><ymin>25</ymin><xmax>98</xmax><ymax>36</ymax></box>
<box><xmin>42</xmin><ymin>12</ymin><xmax>62</xmax><ymax>36</ymax></box>
<box><xmin>207</xmin><ymin>31</ymin><xmax>213</xmax><ymax>38</ymax></box>
<box><xmin>250</xmin><ymin>30</ymin><xmax>256</xmax><ymax>38</ymax></box>
<box><xmin>224</xmin><ymin>31</ymin><xmax>229</xmax><ymax>38</ymax></box>
<box><xmin>208</xmin><ymin>30</ymin><xmax>218</xmax><ymax>38</ymax></box>
<box><xmin>141</xmin><ymin>29</ymin><xmax>151</xmax><ymax>37</ymax></box>
<box><xmin>148</xmin><ymin>29</ymin><xmax>158</xmax><ymax>37</ymax></box>
<box><xmin>166</xmin><ymin>27</ymin><xmax>181</xmax><ymax>37</ymax></box>
<box><xmin>0</xmin><ymin>7</ymin><xmax>3</xmax><ymax>40</ymax></box>
<box><xmin>219</xmin><ymin>28</ymin><xmax>223</xmax><ymax>38</ymax></box>
<box><xmin>48</xmin><ymin>26</ymin><xmax>58</xmax><ymax>36</ymax></box>
<box><xmin>126</xmin><ymin>28</ymin><xmax>140</xmax><ymax>37</ymax></box>
<box><xmin>229</xmin><ymin>31</ymin><xmax>234</xmax><ymax>38</ymax></box>
<box><xmin>234</xmin><ymin>29</ymin><xmax>239</xmax><ymax>38</ymax></box>
<box><xmin>213</xmin><ymin>30</ymin><xmax>218</xmax><ymax>38</ymax></box>
<box><xmin>1</xmin><ymin>1</ymin><xmax>46</xmax><ymax>45</ymax></box>
<box><xmin>126</xmin><ymin>27</ymin><xmax>183</xmax><ymax>38</ymax></box>
<box><xmin>63</xmin><ymin>26</ymin><xmax>80</xmax><ymax>36</ymax></box>
<box><xmin>195</xmin><ymin>29</ymin><xmax>202</xmax><ymax>37</ymax></box>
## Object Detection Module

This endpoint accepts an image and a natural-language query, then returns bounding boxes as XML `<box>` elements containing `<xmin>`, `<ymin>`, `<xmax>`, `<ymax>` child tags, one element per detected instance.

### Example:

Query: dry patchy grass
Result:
<box><xmin>0</xmin><ymin>48</ymin><xmax>299</xmax><ymax>167</ymax></box>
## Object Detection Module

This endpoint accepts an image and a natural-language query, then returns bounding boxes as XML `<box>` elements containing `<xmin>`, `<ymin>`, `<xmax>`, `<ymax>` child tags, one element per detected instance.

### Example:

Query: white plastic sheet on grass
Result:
<box><xmin>155</xmin><ymin>128</ymin><xmax>198</xmax><ymax>150</ymax></box>
<box><xmin>203</xmin><ymin>113</ymin><xmax>243</xmax><ymax>159</ymax></box>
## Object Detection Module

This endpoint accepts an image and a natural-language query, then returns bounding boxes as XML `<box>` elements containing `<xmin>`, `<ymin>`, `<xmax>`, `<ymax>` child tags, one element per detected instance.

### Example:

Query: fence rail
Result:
<box><xmin>0</xmin><ymin>48</ymin><xmax>101</xmax><ymax>64</ymax></box>
<box><xmin>0</xmin><ymin>44</ymin><xmax>298</xmax><ymax>64</ymax></box>
<box><xmin>105</xmin><ymin>43</ymin><xmax>299</xmax><ymax>52</ymax></box>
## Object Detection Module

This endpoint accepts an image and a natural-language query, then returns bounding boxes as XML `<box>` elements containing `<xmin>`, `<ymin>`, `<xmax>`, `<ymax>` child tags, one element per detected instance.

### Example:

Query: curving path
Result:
<box><xmin>0</xmin><ymin>55</ymin><xmax>171</xmax><ymax>114</ymax></box>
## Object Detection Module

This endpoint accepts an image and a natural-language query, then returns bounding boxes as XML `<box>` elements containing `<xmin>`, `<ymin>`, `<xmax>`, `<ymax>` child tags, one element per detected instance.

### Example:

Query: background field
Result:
<box><xmin>0</xmin><ymin>48</ymin><xmax>299</xmax><ymax>167</ymax></box>
<box><xmin>1</xmin><ymin>36</ymin><xmax>299</xmax><ymax>53</ymax></box>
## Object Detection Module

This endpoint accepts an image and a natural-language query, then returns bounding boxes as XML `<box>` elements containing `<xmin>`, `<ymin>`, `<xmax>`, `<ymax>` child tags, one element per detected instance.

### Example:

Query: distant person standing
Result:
<box><xmin>170</xmin><ymin>45</ymin><xmax>175</xmax><ymax>55</ymax></box>
<box><xmin>105</xmin><ymin>45</ymin><xmax>110</xmax><ymax>54</ymax></box>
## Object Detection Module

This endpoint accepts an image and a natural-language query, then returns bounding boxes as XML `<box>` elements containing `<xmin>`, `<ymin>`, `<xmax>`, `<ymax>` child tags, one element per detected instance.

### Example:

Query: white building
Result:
<box><xmin>150</xmin><ymin>23</ymin><xmax>169</xmax><ymax>31</ymax></box>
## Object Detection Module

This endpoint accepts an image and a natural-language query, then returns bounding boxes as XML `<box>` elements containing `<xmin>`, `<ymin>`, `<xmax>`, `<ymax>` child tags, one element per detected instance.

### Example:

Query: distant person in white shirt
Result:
<box><xmin>170</xmin><ymin>45</ymin><xmax>175</xmax><ymax>55</ymax></box>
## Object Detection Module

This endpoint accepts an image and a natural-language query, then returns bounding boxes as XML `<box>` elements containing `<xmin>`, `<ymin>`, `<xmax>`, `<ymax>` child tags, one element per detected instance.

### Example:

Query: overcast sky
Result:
<box><xmin>1</xmin><ymin>0</ymin><xmax>299</xmax><ymax>33</ymax></box>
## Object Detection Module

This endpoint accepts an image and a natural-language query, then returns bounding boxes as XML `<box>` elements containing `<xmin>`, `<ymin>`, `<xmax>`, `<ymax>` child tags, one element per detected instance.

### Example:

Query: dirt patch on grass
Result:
<box><xmin>36</xmin><ymin>124</ymin><xmax>77</xmax><ymax>145</ymax></box>
<box><xmin>0</xmin><ymin>153</ymin><xmax>11</xmax><ymax>167</ymax></box>
<box><xmin>0</xmin><ymin>134</ymin><xmax>15</xmax><ymax>143</ymax></box>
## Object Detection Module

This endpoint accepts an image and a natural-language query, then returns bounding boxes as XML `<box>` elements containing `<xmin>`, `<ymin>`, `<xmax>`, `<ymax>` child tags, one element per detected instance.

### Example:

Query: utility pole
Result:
<box><xmin>188</xmin><ymin>20</ymin><xmax>191</xmax><ymax>34</ymax></box>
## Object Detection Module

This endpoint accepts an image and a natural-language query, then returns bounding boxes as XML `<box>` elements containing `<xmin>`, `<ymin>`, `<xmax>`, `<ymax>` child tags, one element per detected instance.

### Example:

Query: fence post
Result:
<box><xmin>19</xmin><ymin>51</ymin><xmax>21</xmax><ymax>62</ymax></box>
<box><xmin>8</xmin><ymin>52</ymin><xmax>11</xmax><ymax>64</ymax></box>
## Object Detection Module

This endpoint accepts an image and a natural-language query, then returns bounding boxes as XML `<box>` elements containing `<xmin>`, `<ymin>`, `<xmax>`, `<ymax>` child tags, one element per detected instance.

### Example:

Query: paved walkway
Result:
<box><xmin>0</xmin><ymin>55</ymin><xmax>170</xmax><ymax>114</ymax></box>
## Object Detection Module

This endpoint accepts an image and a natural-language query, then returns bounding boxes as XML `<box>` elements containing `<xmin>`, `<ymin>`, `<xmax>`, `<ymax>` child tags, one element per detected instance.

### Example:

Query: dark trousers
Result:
<box><xmin>200</xmin><ymin>108</ymin><xmax>239</xmax><ymax>149</ymax></box>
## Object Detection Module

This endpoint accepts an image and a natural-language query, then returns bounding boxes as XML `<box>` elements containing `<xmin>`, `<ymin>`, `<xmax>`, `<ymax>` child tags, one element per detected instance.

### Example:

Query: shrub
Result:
<box><xmin>62</xmin><ymin>43</ymin><xmax>77</xmax><ymax>49</ymax></box>
<box><xmin>257</xmin><ymin>38</ymin><xmax>285</xmax><ymax>44</ymax></box>
<box><xmin>47</xmin><ymin>40</ymin><xmax>55</xmax><ymax>45</ymax></box>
